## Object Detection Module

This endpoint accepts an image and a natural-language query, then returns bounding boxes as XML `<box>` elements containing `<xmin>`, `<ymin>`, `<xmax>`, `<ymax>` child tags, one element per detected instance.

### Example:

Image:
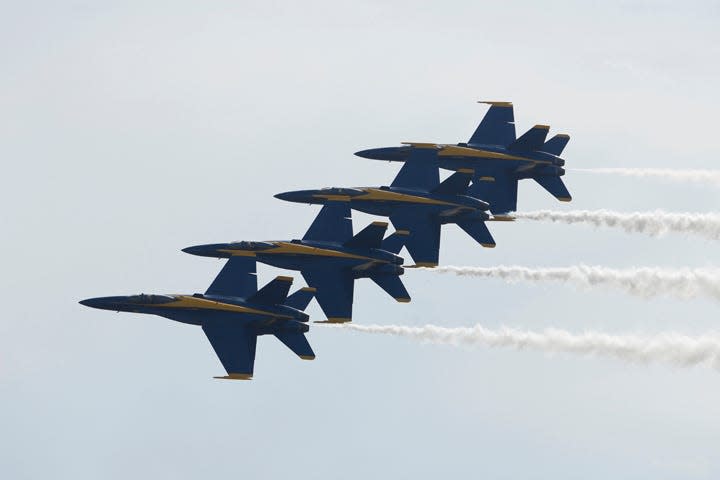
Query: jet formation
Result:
<box><xmin>81</xmin><ymin>101</ymin><xmax>572</xmax><ymax>379</ymax></box>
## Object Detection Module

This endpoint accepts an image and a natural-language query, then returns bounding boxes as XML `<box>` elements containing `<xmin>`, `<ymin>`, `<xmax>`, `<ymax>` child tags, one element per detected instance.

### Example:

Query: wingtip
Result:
<box><xmin>214</xmin><ymin>373</ymin><xmax>253</xmax><ymax>380</ymax></box>
<box><xmin>299</xmin><ymin>355</ymin><xmax>316</xmax><ymax>361</ymax></box>
<box><xmin>395</xmin><ymin>297</ymin><xmax>412</xmax><ymax>303</ymax></box>
<box><xmin>558</xmin><ymin>197</ymin><xmax>572</xmax><ymax>202</ymax></box>
<box><xmin>478</xmin><ymin>101</ymin><xmax>513</xmax><ymax>107</ymax></box>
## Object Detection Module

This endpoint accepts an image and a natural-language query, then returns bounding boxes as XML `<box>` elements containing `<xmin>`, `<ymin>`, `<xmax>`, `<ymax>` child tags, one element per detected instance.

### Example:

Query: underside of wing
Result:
<box><xmin>301</xmin><ymin>269</ymin><xmax>355</xmax><ymax>323</ymax></box>
<box><xmin>203</xmin><ymin>322</ymin><xmax>258</xmax><ymax>379</ymax></box>
<box><xmin>390</xmin><ymin>210</ymin><xmax>441</xmax><ymax>267</ymax></box>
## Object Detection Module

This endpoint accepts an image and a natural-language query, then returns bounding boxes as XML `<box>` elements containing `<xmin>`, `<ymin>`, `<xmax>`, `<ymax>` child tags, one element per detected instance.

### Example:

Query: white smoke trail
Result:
<box><xmin>513</xmin><ymin>210</ymin><xmax>720</xmax><ymax>240</ymax></box>
<box><xmin>422</xmin><ymin>265</ymin><xmax>720</xmax><ymax>301</ymax></box>
<box><xmin>573</xmin><ymin>168</ymin><xmax>720</xmax><ymax>185</ymax></box>
<box><xmin>322</xmin><ymin>323</ymin><xmax>720</xmax><ymax>369</ymax></box>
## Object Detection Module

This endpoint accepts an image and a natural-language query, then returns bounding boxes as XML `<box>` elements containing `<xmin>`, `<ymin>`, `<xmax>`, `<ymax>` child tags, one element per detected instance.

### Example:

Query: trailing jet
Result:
<box><xmin>79</xmin><ymin>257</ymin><xmax>316</xmax><ymax>380</ymax></box>
<box><xmin>182</xmin><ymin>203</ymin><xmax>410</xmax><ymax>323</ymax></box>
<box><xmin>355</xmin><ymin>101</ymin><xmax>571</xmax><ymax>214</ymax></box>
<box><xmin>274</xmin><ymin>149</ymin><xmax>495</xmax><ymax>267</ymax></box>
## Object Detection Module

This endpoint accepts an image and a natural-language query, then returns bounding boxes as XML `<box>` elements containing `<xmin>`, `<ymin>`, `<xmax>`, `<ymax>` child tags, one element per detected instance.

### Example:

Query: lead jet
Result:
<box><xmin>182</xmin><ymin>203</ymin><xmax>409</xmax><ymax>323</ymax></box>
<box><xmin>274</xmin><ymin>149</ymin><xmax>495</xmax><ymax>267</ymax></box>
<box><xmin>355</xmin><ymin>101</ymin><xmax>571</xmax><ymax>215</ymax></box>
<box><xmin>80</xmin><ymin>257</ymin><xmax>316</xmax><ymax>380</ymax></box>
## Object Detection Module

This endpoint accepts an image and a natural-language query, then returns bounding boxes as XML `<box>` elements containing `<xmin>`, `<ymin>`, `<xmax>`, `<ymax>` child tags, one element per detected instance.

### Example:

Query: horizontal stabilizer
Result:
<box><xmin>431</xmin><ymin>169</ymin><xmax>473</xmax><ymax>195</ymax></box>
<box><xmin>303</xmin><ymin>201</ymin><xmax>353</xmax><ymax>243</ymax></box>
<box><xmin>205</xmin><ymin>257</ymin><xmax>257</xmax><ymax>298</ymax></box>
<box><xmin>248</xmin><ymin>276</ymin><xmax>293</xmax><ymax>305</ymax></box>
<box><xmin>274</xmin><ymin>331</ymin><xmax>315</xmax><ymax>360</ymax></box>
<box><xmin>284</xmin><ymin>287</ymin><xmax>316</xmax><ymax>311</ymax></box>
<box><xmin>508</xmin><ymin>125</ymin><xmax>550</xmax><ymax>152</ymax></box>
<box><xmin>469</xmin><ymin>102</ymin><xmax>516</xmax><ymax>147</ymax></box>
<box><xmin>457</xmin><ymin>220</ymin><xmax>496</xmax><ymax>248</ymax></box>
<box><xmin>344</xmin><ymin>221</ymin><xmax>388</xmax><ymax>249</ymax></box>
<box><xmin>381</xmin><ymin>230</ymin><xmax>409</xmax><ymax>254</ymax></box>
<box><xmin>534</xmin><ymin>176</ymin><xmax>572</xmax><ymax>202</ymax></box>
<box><xmin>203</xmin><ymin>322</ymin><xmax>257</xmax><ymax>378</ymax></box>
<box><xmin>468</xmin><ymin>171</ymin><xmax>519</xmax><ymax>214</ymax></box>
<box><xmin>390</xmin><ymin>148</ymin><xmax>440</xmax><ymax>191</ymax></box>
<box><xmin>370</xmin><ymin>274</ymin><xmax>411</xmax><ymax>303</ymax></box>
<box><xmin>541</xmin><ymin>134</ymin><xmax>570</xmax><ymax>156</ymax></box>
<box><xmin>301</xmin><ymin>269</ymin><xmax>354</xmax><ymax>323</ymax></box>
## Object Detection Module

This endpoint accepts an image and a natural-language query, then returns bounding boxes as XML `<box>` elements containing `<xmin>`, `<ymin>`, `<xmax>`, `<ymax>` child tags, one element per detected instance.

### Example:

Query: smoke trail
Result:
<box><xmin>573</xmin><ymin>168</ymin><xmax>720</xmax><ymax>185</ymax></box>
<box><xmin>322</xmin><ymin>323</ymin><xmax>720</xmax><ymax>369</ymax></box>
<box><xmin>422</xmin><ymin>265</ymin><xmax>720</xmax><ymax>301</ymax></box>
<box><xmin>513</xmin><ymin>210</ymin><xmax>720</xmax><ymax>240</ymax></box>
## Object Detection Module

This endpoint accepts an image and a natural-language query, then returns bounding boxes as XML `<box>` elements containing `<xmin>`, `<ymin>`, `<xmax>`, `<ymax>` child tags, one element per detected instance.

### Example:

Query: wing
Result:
<box><xmin>468</xmin><ymin>101</ymin><xmax>516</xmax><ymax>147</ymax></box>
<box><xmin>508</xmin><ymin>125</ymin><xmax>550</xmax><ymax>152</ymax></box>
<box><xmin>303</xmin><ymin>201</ymin><xmax>353</xmax><ymax>243</ymax></box>
<box><xmin>248</xmin><ymin>276</ymin><xmax>293</xmax><ymax>305</ymax></box>
<box><xmin>390</xmin><ymin>148</ymin><xmax>440</xmax><ymax>191</ymax></box>
<box><xmin>468</xmin><ymin>170</ymin><xmax>519</xmax><ymax>215</ymax></box>
<box><xmin>203</xmin><ymin>322</ymin><xmax>258</xmax><ymax>379</ymax></box>
<box><xmin>390</xmin><ymin>210</ymin><xmax>441</xmax><ymax>267</ymax></box>
<box><xmin>205</xmin><ymin>257</ymin><xmax>257</xmax><ymax>298</ymax></box>
<box><xmin>301</xmin><ymin>269</ymin><xmax>355</xmax><ymax>323</ymax></box>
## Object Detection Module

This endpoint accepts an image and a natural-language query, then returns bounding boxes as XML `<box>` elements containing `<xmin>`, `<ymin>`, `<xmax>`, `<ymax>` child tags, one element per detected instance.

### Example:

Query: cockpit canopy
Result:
<box><xmin>125</xmin><ymin>294</ymin><xmax>176</xmax><ymax>305</ymax></box>
<box><xmin>227</xmin><ymin>241</ymin><xmax>276</xmax><ymax>251</ymax></box>
<box><xmin>319</xmin><ymin>187</ymin><xmax>364</xmax><ymax>196</ymax></box>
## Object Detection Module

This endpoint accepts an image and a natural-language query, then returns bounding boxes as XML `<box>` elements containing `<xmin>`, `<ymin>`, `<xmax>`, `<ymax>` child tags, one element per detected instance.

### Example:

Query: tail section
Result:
<box><xmin>284</xmin><ymin>287</ymin><xmax>316</xmax><ymax>311</ymax></box>
<box><xmin>370</xmin><ymin>274</ymin><xmax>411</xmax><ymax>303</ymax></box>
<box><xmin>431</xmin><ymin>169</ymin><xmax>473</xmax><ymax>195</ymax></box>
<box><xmin>469</xmin><ymin>171</ymin><xmax>518</xmax><ymax>214</ymax></box>
<box><xmin>274</xmin><ymin>331</ymin><xmax>315</xmax><ymax>360</ymax></box>
<box><xmin>457</xmin><ymin>220</ymin><xmax>496</xmax><ymax>248</ymax></box>
<box><xmin>469</xmin><ymin>101</ymin><xmax>516</xmax><ymax>147</ymax></box>
<box><xmin>344</xmin><ymin>221</ymin><xmax>388</xmax><ymax>249</ymax></box>
<box><xmin>534</xmin><ymin>176</ymin><xmax>572</xmax><ymax>202</ymax></box>
<box><xmin>248</xmin><ymin>276</ymin><xmax>293</xmax><ymax>305</ymax></box>
<box><xmin>541</xmin><ymin>134</ymin><xmax>570</xmax><ymax>156</ymax></box>
<box><xmin>381</xmin><ymin>229</ymin><xmax>409</xmax><ymax>254</ymax></box>
<box><xmin>508</xmin><ymin>125</ymin><xmax>550</xmax><ymax>152</ymax></box>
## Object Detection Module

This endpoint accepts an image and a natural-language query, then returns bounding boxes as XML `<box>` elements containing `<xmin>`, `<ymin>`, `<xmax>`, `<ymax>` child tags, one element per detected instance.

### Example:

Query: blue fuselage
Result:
<box><xmin>79</xmin><ymin>293</ymin><xmax>310</xmax><ymax>334</ymax></box>
<box><xmin>274</xmin><ymin>186</ymin><xmax>490</xmax><ymax>224</ymax></box>
<box><xmin>355</xmin><ymin>143</ymin><xmax>565</xmax><ymax>179</ymax></box>
<box><xmin>182</xmin><ymin>239</ymin><xmax>404</xmax><ymax>278</ymax></box>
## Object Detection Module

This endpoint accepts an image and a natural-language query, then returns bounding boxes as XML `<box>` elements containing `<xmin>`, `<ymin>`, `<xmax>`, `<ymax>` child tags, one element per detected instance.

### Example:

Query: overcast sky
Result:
<box><xmin>3</xmin><ymin>1</ymin><xmax>720</xmax><ymax>478</ymax></box>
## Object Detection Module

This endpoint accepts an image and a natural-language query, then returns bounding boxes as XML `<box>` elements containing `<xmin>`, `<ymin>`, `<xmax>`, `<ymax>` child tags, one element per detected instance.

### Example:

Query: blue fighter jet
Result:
<box><xmin>275</xmin><ymin>149</ymin><xmax>495</xmax><ymax>267</ymax></box>
<box><xmin>80</xmin><ymin>257</ymin><xmax>316</xmax><ymax>380</ymax></box>
<box><xmin>182</xmin><ymin>203</ymin><xmax>410</xmax><ymax>323</ymax></box>
<box><xmin>355</xmin><ymin>101</ymin><xmax>571</xmax><ymax>214</ymax></box>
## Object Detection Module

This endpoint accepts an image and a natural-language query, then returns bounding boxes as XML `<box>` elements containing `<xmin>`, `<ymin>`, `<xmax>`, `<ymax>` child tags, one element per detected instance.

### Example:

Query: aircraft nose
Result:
<box><xmin>274</xmin><ymin>190</ymin><xmax>315</xmax><ymax>203</ymax></box>
<box><xmin>79</xmin><ymin>296</ymin><xmax>122</xmax><ymax>310</ymax></box>
<box><xmin>354</xmin><ymin>147</ymin><xmax>408</xmax><ymax>161</ymax></box>
<box><xmin>182</xmin><ymin>244</ymin><xmax>218</xmax><ymax>257</ymax></box>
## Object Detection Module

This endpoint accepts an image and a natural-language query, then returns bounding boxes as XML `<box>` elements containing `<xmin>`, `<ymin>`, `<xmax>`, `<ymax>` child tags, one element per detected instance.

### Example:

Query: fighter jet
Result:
<box><xmin>80</xmin><ymin>257</ymin><xmax>316</xmax><ymax>380</ymax></box>
<box><xmin>274</xmin><ymin>149</ymin><xmax>495</xmax><ymax>267</ymax></box>
<box><xmin>182</xmin><ymin>202</ymin><xmax>409</xmax><ymax>323</ymax></box>
<box><xmin>355</xmin><ymin>101</ymin><xmax>571</xmax><ymax>215</ymax></box>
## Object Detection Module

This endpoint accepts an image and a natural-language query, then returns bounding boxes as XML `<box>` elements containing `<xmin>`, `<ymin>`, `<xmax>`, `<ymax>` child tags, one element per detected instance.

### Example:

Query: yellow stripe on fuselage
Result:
<box><xmin>220</xmin><ymin>242</ymin><xmax>380</xmax><ymax>262</ymax></box>
<box><xmin>360</xmin><ymin>188</ymin><xmax>460</xmax><ymax>206</ymax></box>
<box><xmin>144</xmin><ymin>295</ymin><xmax>291</xmax><ymax>318</ymax></box>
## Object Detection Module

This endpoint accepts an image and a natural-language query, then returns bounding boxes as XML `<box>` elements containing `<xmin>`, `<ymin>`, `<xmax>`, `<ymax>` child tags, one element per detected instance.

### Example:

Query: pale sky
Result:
<box><xmin>2</xmin><ymin>1</ymin><xmax>720</xmax><ymax>478</ymax></box>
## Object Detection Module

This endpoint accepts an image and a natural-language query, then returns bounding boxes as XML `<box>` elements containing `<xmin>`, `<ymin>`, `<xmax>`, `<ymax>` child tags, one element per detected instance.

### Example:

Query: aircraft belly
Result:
<box><xmin>350</xmin><ymin>201</ymin><xmax>394</xmax><ymax>217</ymax></box>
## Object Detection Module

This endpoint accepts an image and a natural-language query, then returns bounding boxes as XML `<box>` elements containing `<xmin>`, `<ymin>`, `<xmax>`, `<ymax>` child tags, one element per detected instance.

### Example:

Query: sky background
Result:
<box><xmin>3</xmin><ymin>1</ymin><xmax>720</xmax><ymax>478</ymax></box>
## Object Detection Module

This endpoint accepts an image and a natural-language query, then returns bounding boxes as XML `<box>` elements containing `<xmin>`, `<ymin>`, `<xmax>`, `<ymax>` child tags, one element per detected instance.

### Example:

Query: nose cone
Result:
<box><xmin>354</xmin><ymin>146</ymin><xmax>410</xmax><ymax>162</ymax></box>
<box><xmin>79</xmin><ymin>296</ymin><xmax>127</xmax><ymax>311</ymax></box>
<box><xmin>274</xmin><ymin>190</ymin><xmax>320</xmax><ymax>204</ymax></box>
<box><xmin>182</xmin><ymin>243</ymin><xmax>231</xmax><ymax>258</ymax></box>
